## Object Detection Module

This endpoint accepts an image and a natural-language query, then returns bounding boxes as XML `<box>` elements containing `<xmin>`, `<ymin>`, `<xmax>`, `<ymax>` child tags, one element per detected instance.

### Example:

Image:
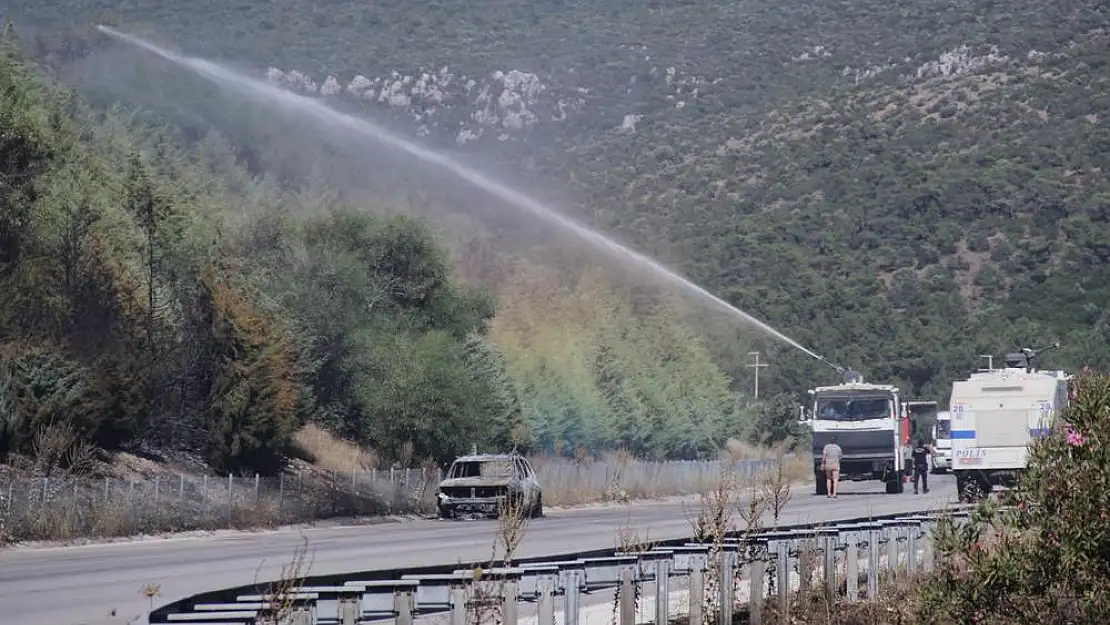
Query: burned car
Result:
<box><xmin>435</xmin><ymin>453</ymin><xmax>544</xmax><ymax>519</ymax></box>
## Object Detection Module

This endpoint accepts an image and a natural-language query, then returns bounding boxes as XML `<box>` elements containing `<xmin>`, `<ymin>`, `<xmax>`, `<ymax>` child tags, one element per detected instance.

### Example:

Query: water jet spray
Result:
<box><xmin>94</xmin><ymin>25</ymin><xmax>847</xmax><ymax>375</ymax></box>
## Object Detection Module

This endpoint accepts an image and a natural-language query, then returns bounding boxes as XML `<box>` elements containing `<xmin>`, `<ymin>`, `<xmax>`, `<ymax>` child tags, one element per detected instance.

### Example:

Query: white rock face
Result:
<box><xmin>253</xmin><ymin>35</ymin><xmax>1069</xmax><ymax>150</ymax></box>
<box><xmin>793</xmin><ymin>45</ymin><xmax>832</xmax><ymax>62</ymax></box>
<box><xmin>620</xmin><ymin>114</ymin><xmax>642</xmax><ymax>132</ymax></box>
<box><xmin>346</xmin><ymin>74</ymin><xmax>375</xmax><ymax>98</ymax></box>
<box><xmin>916</xmin><ymin>45</ymin><xmax>1009</xmax><ymax>79</ymax></box>
<box><xmin>262</xmin><ymin>63</ymin><xmax>586</xmax><ymax>145</ymax></box>
<box><xmin>265</xmin><ymin>67</ymin><xmax>285</xmax><ymax>84</ymax></box>
<box><xmin>320</xmin><ymin>75</ymin><xmax>342</xmax><ymax>96</ymax></box>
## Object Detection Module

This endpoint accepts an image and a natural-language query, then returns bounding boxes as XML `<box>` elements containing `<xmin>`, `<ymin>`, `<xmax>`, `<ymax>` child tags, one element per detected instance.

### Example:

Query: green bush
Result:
<box><xmin>918</xmin><ymin>369</ymin><xmax>1110</xmax><ymax>624</ymax></box>
<box><xmin>0</xmin><ymin>343</ymin><xmax>106</xmax><ymax>459</ymax></box>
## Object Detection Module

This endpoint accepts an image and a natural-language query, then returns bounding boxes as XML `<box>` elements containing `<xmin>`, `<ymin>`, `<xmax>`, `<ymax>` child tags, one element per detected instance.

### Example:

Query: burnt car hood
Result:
<box><xmin>439</xmin><ymin>477</ymin><xmax>514</xmax><ymax>489</ymax></box>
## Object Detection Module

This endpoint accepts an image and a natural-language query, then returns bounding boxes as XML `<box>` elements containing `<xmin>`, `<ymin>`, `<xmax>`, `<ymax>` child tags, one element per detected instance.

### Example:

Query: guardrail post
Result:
<box><xmin>717</xmin><ymin>548</ymin><xmax>736</xmax><ymax>625</ymax></box>
<box><xmin>922</xmin><ymin>521</ymin><xmax>935</xmax><ymax>572</ymax></box>
<box><xmin>654</xmin><ymin>556</ymin><xmax>670</xmax><ymax>625</ymax></box>
<box><xmin>619</xmin><ymin>565</ymin><xmax>636</xmax><ymax>625</ymax></box>
<box><xmin>502</xmin><ymin>576</ymin><xmax>519</xmax><ymax>625</ymax></box>
<box><xmin>687</xmin><ymin>554</ymin><xmax>705</xmax><ymax>625</ymax></box>
<box><xmin>449</xmin><ymin>580</ymin><xmax>467</xmax><ymax>625</ymax></box>
<box><xmin>280</xmin><ymin>607</ymin><xmax>311</xmax><ymax>625</ymax></box>
<box><xmin>845</xmin><ymin>531</ymin><xmax>859</xmax><ymax>602</ymax></box>
<box><xmin>822</xmin><ymin>531</ymin><xmax>837</xmax><ymax>600</ymax></box>
<box><xmin>775</xmin><ymin>540</ymin><xmax>790</xmax><ymax>615</ymax></box>
<box><xmin>564</xmin><ymin>568</ymin><xmax>583</xmax><ymax>625</ymax></box>
<box><xmin>537</xmin><ymin>571</ymin><xmax>556</xmax><ymax>625</ymax></box>
<box><xmin>395</xmin><ymin>585</ymin><xmax>415</xmax><ymax>625</ymax></box>
<box><xmin>907</xmin><ymin>522</ymin><xmax>919</xmax><ymax>575</ymax></box>
<box><xmin>749</xmin><ymin>552</ymin><xmax>766</xmax><ymax>625</ymax></box>
<box><xmin>886</xmin><ymin>525</ymin><xmax>899</xmax><ymax>578</ymax></box>
<box><xmin>339</xmin><ymin>595</ymin><xmax>359</xmax><ymax>625</ymax></box>
<box><xmin>867</xmin><ymin>528</ymin><xmax>880</xmax><ymax>600</ymax></box>
<box><xmin>797</xmin><ymin>539</ymin><xmax>811</xmax><ymax>598</ymax></box>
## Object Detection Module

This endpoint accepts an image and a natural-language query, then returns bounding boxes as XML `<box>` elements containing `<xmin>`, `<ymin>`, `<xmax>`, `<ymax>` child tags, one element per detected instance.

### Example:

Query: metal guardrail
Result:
<box><xmin>149</xmin><ymin>506</ymin><xmax>974</xmax><ymax>625</ymax></box>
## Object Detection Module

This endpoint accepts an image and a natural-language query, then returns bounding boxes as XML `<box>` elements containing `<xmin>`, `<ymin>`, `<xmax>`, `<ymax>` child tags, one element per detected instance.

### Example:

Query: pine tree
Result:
<box><xmin>463</xmin><ymin>332</ymin><xmax>529</xmax><ymax>453</ymax></box>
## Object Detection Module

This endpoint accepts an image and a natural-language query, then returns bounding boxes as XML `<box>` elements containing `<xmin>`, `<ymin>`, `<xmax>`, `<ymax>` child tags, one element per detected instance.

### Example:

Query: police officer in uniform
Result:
<box><xmin>912</xmin><ymin>437</ymin><xmax>934</xmax><ymax>494</ymax></box>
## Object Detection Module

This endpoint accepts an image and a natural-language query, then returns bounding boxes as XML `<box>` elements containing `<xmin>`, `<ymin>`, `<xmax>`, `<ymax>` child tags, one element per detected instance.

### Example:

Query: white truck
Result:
<box><xmin>949</xmin><ymin>345</ymin><xmax>1070</xmax><ymax>502</ymax></box>
<box><xmin>930</xmin><ymin>411</ymin><xmax>952</xmax><ymax>474</ymax></box>
<box><xmin>799</xmin><ymin>370</ymin><xmax>935</xmax><ymax>495</ymax></box>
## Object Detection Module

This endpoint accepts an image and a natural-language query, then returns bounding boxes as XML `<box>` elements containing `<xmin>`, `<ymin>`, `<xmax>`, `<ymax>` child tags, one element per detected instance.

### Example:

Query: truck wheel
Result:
<box><xmin>815</xmin><ymin>471</ymin><xmax>828</xmax><ymax>496</ymax></box>
<box><xmin>957</xmin><ymin>473</ymin><xmax>985</xmax><ymax>503</ymax></box>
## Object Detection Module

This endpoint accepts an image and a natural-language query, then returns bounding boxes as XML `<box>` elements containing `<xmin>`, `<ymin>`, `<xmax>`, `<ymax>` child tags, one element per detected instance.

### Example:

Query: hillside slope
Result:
<box><xmin>7</xmin><ymin>0</ymin><xmax>1109</xmax><ymax>406</ymax></box>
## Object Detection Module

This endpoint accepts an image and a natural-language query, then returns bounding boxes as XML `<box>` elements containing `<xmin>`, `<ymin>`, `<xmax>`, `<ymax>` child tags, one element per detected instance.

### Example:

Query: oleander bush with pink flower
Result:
<box><xmin>914</xmin><ymin>368</ymin><xmax>1110</xmax><ymax>624</ymax></box>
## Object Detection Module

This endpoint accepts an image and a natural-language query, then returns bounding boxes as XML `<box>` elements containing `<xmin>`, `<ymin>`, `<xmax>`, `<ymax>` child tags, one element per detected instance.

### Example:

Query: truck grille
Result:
<box><xmin>811</xmin><ymin>430</ymin><xmax>893</xmax><ymax>459</ymax></box>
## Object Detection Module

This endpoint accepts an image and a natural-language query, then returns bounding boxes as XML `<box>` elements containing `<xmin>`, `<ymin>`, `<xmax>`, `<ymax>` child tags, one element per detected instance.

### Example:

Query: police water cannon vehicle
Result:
<box><xmin>798</xmin><ymin>368</ymin><xmax>936</xmax><ymax>495</ymax></box>
<box><xmin>949</xmin><ymin>343</ymin><xmax>1070</xmax><ymax>502</ymax></box>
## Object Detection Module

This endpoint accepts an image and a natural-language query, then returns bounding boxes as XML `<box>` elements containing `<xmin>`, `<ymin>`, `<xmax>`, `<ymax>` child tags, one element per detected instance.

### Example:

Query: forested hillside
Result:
<box><xmin>0</xmin><ymin>32</ymin><xmax>532</xmax><ymax>474</ymax></box>
<box><xmin>0</xmin><ymin>25</ymin><xmax>765</xmax><ymax>478</ymax></box>
<box><xmin>1</xmin><ymin>0</ymin><xmax>1108</xmax><ymax>471</ymax></box>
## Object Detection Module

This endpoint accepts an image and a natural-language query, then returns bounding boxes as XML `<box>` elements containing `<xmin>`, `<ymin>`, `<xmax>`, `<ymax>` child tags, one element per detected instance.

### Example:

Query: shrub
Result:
<box><xmin>0</xmin><ymin>343</ymin><xmax>107</xmax><ymax>460</ymax></box>
<box><xmin>917</xmin><ymin>369</ymin><xmax>1110</xmax><ymax>624</ymax></box>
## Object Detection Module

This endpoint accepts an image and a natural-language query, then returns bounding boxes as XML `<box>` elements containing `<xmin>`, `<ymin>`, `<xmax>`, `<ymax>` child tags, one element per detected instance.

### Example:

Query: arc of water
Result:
<box><xmin>96</xmin><ymin>25</ymin><xmax>843</xmax><ymax>372</ymax></box>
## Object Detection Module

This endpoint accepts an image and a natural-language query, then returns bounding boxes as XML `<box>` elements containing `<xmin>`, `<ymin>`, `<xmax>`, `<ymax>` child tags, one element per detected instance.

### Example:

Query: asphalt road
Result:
<box><xmin>0</xmin><ymin>474</ymin><xmax>956</xmax><ymax>625</ymax></box>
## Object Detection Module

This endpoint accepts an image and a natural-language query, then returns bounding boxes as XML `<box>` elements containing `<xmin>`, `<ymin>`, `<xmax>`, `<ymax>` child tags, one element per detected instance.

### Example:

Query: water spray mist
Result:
<box><xmin>94</xmin><ymin>25</ymin><xmax>845</xmax><ymax>373</ymax></box>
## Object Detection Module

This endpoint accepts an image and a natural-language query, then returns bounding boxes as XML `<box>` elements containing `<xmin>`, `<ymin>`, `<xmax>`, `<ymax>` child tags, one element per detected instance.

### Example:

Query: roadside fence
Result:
<box><xmin>0</xmin><ymin>457</ymin><xmax>783</xmax><ymax>541</ymax></box>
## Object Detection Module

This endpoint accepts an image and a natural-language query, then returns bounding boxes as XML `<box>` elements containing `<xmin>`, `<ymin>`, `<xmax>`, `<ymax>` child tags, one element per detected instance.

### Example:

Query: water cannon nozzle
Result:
<box><xmin>812</xmin><ymin>353</ymin><xmax>848</xmax><ymax>377</ymax></box>
<box><xmin>815</xmin><ymin>355</ymin><xmax>845</xmax><ymax>374</ymax></box>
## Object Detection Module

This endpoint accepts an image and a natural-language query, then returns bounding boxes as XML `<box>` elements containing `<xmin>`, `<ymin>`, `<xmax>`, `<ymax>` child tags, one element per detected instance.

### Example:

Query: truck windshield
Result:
<box><xmin>814</xmin><ymin>396</ymin><xmax>891</xmax><ymax>421</ymax></box>
<box><xmin>935</xmin><ymin>419</ymin><xmax>951</xmax><ymax>439</ymax></box>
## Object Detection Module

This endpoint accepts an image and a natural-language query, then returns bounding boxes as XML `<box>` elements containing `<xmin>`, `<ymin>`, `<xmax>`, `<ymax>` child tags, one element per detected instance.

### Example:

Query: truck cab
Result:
<box><xmin>931</xmin><ymin>411</ymin><xmax>952</xmax><ymax>473</ymax></box>
<box><xmin>799</xmin><ymin>371</ymin><xmax>916</xmax><ymax>495</ymax></box>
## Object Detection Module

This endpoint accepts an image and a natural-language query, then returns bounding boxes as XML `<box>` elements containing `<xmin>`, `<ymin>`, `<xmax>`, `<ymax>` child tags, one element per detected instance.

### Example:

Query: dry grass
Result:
<box><xmin>2</xmin><ymin>468</ymin><xmax>437</xmax><ymax>542</ymax></box>
<box><xmin>290</xmin><ymin>424</ymin><xmax>380</xmax><ymax>473</ymax></box>
<box><xmin>533</xmin><ymin>444</ymin><xmax>807</xmax><ymax>508</ymax></box>
<box><xmin>292</xmin><ymin>425</ymin><xmax>809</xmax><ymax>508</ymax></box>
<box><xmin>724</xmin><ymin>438</ymin><xmax>811</xmax><ymax>480</ymax></box>
<box><xmin>255</xmin><ymin>534</ymin><xmax>316</xmax><ymax>625</ymax></box>
<box><xmin>754</xmin><ymin>574</ymin><xmax>922</xmax><ymax>624</ymax></box>
<box><xmin>466</xmin><ymin>494</ymin><xmax>535</xmax><ymax>625</ymax></box>
<box><xmin>3</xmin><ymin>422</ymin><xmax>808</xmax><ymax>543</ymax></box>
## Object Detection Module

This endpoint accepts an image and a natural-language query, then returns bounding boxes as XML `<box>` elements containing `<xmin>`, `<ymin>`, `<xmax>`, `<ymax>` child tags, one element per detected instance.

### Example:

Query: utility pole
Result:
<box><xmin>746</xmin><ymin>351</ymin><xmax>769</xmax><ymax>399</ymax></box>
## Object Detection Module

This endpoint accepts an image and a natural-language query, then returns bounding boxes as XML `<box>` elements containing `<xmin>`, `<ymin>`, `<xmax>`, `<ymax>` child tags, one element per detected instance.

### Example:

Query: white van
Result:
<box><xmin>931</xmin><ymin>410</ymin><xmax>952</xmax><ymax>473</ymax></box>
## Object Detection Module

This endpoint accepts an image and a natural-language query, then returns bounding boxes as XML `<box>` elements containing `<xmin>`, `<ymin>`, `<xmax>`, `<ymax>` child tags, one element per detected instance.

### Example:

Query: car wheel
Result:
<box><xmin>531</xmin><ymin>494</ymin><xmax>544</xmax><ymax>518</ymax></box>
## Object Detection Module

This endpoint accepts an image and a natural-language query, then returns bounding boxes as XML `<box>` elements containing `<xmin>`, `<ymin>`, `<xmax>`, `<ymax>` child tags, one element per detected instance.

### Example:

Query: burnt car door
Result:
<box><xmin>512</xmin><ymin>457</ymin><xmax>537</xmax><ymax>505</ymax></box>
